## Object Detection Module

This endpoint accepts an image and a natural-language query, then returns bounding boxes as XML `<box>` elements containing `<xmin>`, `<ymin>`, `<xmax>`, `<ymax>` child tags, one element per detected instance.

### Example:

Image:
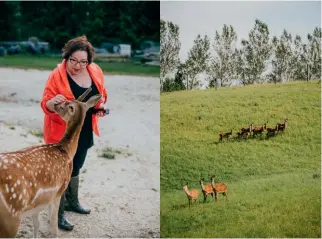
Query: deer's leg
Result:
<box><xmin>0</xmin><ymin>215</ymin><xmax>21</xmax><ymax>238</ymax></box>
<box><xmin>32</xmin><ymin>212</ymin><xmax>40</xmax><ymax>238</ymax></box>
<box><xmin>0</xmin><ymin>196</ymin><xmax>21</xmax><ymax>238</ymax></box>
<box><xmin>203</xmin><ymin>193</ymin><xmax>207</xmax><ymax>203</ymax></box>
<box><xmin>49</xmin><ymin>196</ymin><xmax>60</xmax><ymax>237</ymax></box>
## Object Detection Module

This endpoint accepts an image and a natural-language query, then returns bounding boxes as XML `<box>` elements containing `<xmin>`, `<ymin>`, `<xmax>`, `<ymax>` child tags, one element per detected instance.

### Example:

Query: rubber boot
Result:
<box><xmin>65</xmin><ymin>176</ymin><xmax>91</xmax><ymax>214</ymax></box>
<box><xmin>58</xmin><ymin>193</ymin><xmax>74</xmax><ymax>231</ymax></box>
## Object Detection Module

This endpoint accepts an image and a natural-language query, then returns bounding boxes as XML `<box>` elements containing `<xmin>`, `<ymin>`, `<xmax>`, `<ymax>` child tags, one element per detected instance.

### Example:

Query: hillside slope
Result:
<box><xmin>160</xmin><ymin>81</ymin><xmax>321</xmax><ymax>238</ymax></box>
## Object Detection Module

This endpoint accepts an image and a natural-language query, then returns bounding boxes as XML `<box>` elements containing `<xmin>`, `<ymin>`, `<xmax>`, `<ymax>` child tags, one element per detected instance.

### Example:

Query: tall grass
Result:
<box><xmin>160</xmin><ymin>81</ymin><xmax>321</xmax><ymax>238</ymax></box>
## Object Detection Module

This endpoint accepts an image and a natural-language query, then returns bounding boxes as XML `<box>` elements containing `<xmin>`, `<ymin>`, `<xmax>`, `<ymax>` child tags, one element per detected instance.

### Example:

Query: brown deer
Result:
<box><xmin>199</xmin><ymin>178</ymin><xmax>215</xmax><ymax>202</ymax></box>
<box><xmin>277</xmin><ymin>118</ymin><xmax>288</xmax><ymax>132</ymax></box>
<box><xmin>252</xmin><ymin>124</ymin><xmax>266</xmax><ymax>138</ymax></box>
<box><xmin>210</xmin><ymin>175</ymin><xmax>228</xmax><ymax>201</ymax></box>
<box><xmin>237</xmin><ymin>130</ymin><xmax>251</xmax><ymax>140</ymax></box>
<box><xmin>240</xmin><ymin>123</ymin><xmax>253</xmax><ymax>134</ymax></box>
<box><xmin>0</xmin><ymin>87</ymin><xmax>101</xmax><ymax>238</ymax></box>
<box><xmin>266</xmin><ymin>123</ymin><xmax>279</xmax><ymax>137</ymax></box>
<box><xmin>219</xmin><ymin>129</ymin><xmax>233</xmax><ymax>142</ymax></box>
<box><xmin>182</xmin><ymin>182</ymin><xmax>199</xmax><ymax>208</ymax></box>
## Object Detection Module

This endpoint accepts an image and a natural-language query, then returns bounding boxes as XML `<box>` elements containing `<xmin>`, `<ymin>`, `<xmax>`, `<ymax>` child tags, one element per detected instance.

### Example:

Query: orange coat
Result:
<box><xmin>40</xmin><ymin>59</ymin><xmax>108</xmax><ymax>144</ymax></box>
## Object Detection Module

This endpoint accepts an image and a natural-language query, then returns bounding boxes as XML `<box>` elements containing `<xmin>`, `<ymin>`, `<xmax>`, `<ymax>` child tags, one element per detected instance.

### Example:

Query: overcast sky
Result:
<box><xmin>160</xmin><ymin>0</ymin><xmax>321</xmax><ymax>61</ymax></box>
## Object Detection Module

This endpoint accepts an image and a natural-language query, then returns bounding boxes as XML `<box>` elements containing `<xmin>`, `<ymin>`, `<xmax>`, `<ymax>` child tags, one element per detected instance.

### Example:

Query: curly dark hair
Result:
<box><xmin>62</xmin><ymin>35</ymin><xmax>95</xmax><ymax>64</ymax></box>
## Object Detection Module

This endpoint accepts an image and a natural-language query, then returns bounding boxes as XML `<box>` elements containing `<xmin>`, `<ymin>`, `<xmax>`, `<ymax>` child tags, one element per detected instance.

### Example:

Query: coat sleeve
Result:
<box><xmin>97</xmin><ymin>65</ymin><xmax>108</xmax><ymax>104</ymax></box>
<box><xmin>40</xmin><ymin>70</ymin><xmax>61</xmax><ymax>120</ymax></box>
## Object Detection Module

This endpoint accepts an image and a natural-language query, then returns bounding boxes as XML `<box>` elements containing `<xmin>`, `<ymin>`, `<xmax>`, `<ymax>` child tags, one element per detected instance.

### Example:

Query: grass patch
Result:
<box><xmin>0</xmin><ymin>54</ymin><xmax>159</xmax><ymax>77</ymax></box>
<box><xmin>99</xmin><ymin>146</ymin><xmax>132</xmax><ymax>159</ymax></box>
<box><xmin>29</xmin><ymin>129</ymin><xmax>43</xmax><ymax>138</ymax></box>
<box><xmin>160</xmin><ymin>81</ymin><xmax>321</xmax><ymax>238</ymax></box>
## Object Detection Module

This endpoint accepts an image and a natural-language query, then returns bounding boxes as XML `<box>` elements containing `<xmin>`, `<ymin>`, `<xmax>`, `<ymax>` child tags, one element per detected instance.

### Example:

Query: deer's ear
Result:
<box><xmin>86</xmin><ymin>94</ymin><xmax>102</xmax><ymax>110</ymax></box>
<box><xmin>68</xmin><ymin>105</ymin><xmax>75</xmax><ymax>115</ymax></box>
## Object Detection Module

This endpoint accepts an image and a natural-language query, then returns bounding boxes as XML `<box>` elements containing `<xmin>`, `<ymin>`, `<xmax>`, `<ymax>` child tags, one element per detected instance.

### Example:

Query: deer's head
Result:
<box><xmin>53</xmin><ymin>87</ymin><xmax>102</xmax><ymax>123</ymax></box>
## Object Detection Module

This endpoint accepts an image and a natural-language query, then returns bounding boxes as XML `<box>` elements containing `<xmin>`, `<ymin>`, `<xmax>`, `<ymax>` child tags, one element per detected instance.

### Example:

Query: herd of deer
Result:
<box><xmin>182</xmin><ymin>175</ymin><xmax>228</xmax><ymax>208</ymax></box>
<box><xmin>219</xmin><ymin>119</ymin><xmax>288</xmax><ymax>142</ymax></box>
<box><xmin>0</xmin><ymin>87</ymin><xmax>101</xmax><ymax>238</ymax></box>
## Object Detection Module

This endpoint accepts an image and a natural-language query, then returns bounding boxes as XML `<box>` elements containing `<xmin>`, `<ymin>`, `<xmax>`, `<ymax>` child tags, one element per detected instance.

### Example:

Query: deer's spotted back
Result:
<box><xmin>0</xmin><ymin>145</ymin><xmax>71</xmax><ymax>217</ymax></box>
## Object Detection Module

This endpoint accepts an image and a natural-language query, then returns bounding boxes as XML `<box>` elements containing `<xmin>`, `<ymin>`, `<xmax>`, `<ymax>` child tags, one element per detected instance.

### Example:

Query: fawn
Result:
<box><xmin>0</xmin><ymin>87</ymin><xmax>101</xmax><ymax>238</ymax></box>
<box><xmin>219</xmin><ymin>129</ymin><xmax>233</xmax><ymax>142</ymax></box>
<box><xmin>199</xmin><ymin>178</ymin><xmax>215</xmax><ymax>202</ymax></box>
<box><xmin>182</xmin><ymin>182</ymin><xmax>199</xmax><ymax>208</ymax></box>
<box><xmin>210</xmin><ymin>175</ymin><xmax>228</xmax><ymax>201</ymax></box>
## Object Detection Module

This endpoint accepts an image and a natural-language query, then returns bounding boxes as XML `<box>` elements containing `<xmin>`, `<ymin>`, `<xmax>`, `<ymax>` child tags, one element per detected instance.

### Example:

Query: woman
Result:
<box><xmin>40</xmin><ymin>35</ymin><xmax>108</xmax><ymax>231</ymax></box>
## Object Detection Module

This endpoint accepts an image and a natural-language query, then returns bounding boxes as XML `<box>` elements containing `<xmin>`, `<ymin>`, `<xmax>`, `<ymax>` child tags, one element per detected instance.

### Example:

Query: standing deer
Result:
<box><xmin>266</xmin><ymin>124</ymin><xmax>279</xmax><ymax>137</ymax></box>
<box><xmin>277</xmin><ymin>118</ymin><xmax>288</xmax><ymax>132</ymax></box>
<box><xmin>199</xmin><ymin>178</ymin><xmax>215</xmax><ymax>202</ymax></box>
<box><xmin>210</xmin><ymin>175</ymin><xmax>228</xmax><ymax>202</ymax></box>
<box><xmin>219</xmin><ymin>129</ymin><xmax>233</xmax><ymax>142</ymax></box>
<box><xmin>0</xmin><ymin>87</ymin><xmax>101</xmax><ymax>238</ymax></box>
<box><xmin>240</xmin><ymin>123</ymin><xmax>253</xmax><ymax>135</ymax></box>
<box><xmin>182</xmin><ymin>182</ymin><xmax>199</xmax><ymax>208</ymax></box>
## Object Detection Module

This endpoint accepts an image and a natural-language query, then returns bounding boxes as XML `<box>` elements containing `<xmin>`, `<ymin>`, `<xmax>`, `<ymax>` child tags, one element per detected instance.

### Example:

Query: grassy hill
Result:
<box><xmin>160</xmin><ymin>81</ymin><xmax>321</xmax><ymax>238</ymax></box>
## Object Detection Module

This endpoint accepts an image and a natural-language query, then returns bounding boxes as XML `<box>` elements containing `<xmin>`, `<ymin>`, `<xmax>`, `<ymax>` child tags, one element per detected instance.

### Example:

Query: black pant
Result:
<box><xmin>71</xmin><ymin>147</ymin><xmax>88</xmax><ymax>177</ymax></box>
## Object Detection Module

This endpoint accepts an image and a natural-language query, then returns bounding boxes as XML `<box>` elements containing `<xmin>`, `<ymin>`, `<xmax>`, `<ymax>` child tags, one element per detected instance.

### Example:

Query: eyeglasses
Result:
<box><xmin>69</xmin><ymin>57</ymin><xmax>88</xmax><ymax>67</ymax></box>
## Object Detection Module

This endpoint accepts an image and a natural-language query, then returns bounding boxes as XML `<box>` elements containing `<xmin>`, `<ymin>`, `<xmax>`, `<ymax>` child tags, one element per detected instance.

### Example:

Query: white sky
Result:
<box><xmin>160</xmin><ymin>0</ymin><xmax>321</xmax><ymax>62</ymax></box>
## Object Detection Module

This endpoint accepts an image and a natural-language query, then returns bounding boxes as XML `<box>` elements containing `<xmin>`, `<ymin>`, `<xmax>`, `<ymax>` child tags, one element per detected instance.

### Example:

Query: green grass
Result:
<box><xmin>160</xmin><ymin>81</ymin><xmax>321</xmax><ymax>238</ymax></box>
<box><xmin>0</xmin><ymin>54</ymin><xmax>159</xmax><ymax>77</ymax></box>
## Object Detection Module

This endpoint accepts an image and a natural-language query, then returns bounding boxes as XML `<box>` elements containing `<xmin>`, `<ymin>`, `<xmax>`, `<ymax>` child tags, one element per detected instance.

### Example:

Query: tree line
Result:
<box><xmin>160</xmin><ymin>18</ymin><xmax>321</xmax><ymax>92</ymax></box>
<box><xmin>0</xmin><ymin>1</ymin><xmax>160</xmax><ymax>51</ymax></box>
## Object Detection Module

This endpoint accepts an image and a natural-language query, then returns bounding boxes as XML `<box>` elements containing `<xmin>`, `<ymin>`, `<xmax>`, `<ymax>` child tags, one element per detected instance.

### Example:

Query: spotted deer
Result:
<box><xmin>182</xmin><ymin>182</ymin><xmax>199</xmax><ymax>208</ymax></box>
<box><xmin>0</xmin><ymin>87</ymin><xmax>101</xmax><ymax>238</ymax></box>
<box><xmin>210</xmin><ymin>175</ymin><xmax>228</xmax><ymax>201</ymax></box>
<box><xmin>199</xmin><ymin>178</ymin><xmax>215</xmax><ymax>202</ymax></box>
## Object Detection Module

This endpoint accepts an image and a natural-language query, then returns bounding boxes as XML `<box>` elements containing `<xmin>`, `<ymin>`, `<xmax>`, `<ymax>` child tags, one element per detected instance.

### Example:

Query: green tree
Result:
<box><xmin>160</xmin><ymin>19</ymin><xmax>181</xmax><ymax>90</ymax></box>
<box><xmin>237</xmin><ymin>19</ymin><xmax>272</xmax><ymax>85</ymax></box>
<box><xmin>185</xmin><ymin>34</ymin><xmax>211</xmax><ymax>89</ymax></box>
<box><xmin>270</xmin><ymin>29</ymin><xmax>293</xmax><ymax>83</ymax></box>
<box><xmin>209</xmin><ymin>24</ymin><xmax>237</xmax><ymax>87</ymax></box>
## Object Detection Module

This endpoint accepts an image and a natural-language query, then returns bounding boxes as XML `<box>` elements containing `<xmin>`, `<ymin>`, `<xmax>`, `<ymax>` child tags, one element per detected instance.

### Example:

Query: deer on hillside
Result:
<box><xmin>240</xmin><ymin>123</ymin><xmax>253</xmax><ymax>135</ymax></box>
<box><xmin>182</xmin><ymin>182</ymin><xmax>199</xmax><ymax>208</ymax></box>
<box><xmin>277</xmin><ymin>118</ymin><xmax>288</xmax><ymax>132</ymax></box>
<box><xmin>199</xmin><ymin>178</ymin><xmax>215</xmax><ymax>202</ymax></box>
<box><xmin>0</xmin><ymin>87</ymin><xmax>101</xmax><ymax>238</ymax></box>
<box><xmin>210</xmin><ymin>175</ymin><xmax>228</xmax><ymax>201</ymax></box>
<box><xmin>219</xmin><ymin>129</ymin><xmax>233</xmax><ymax>142</ymax></box>
<box><xmin>266</xmin><ymin>123</ymin><xmax>279</xmax><ymax>137</ymax></box>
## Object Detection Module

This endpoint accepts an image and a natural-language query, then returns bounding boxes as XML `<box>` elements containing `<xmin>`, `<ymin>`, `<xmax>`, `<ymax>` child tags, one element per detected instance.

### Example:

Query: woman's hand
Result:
<box><xmin>97</xmin><ymin>103</ymin><xmax>107</xmax><ymax>117</ymax></box>
<box><xmin>50</xmin><ymin>94</ymin><xmax>67</xmax><ymax>105</ymax></box>
<box><xmin>46</xmin><ymin>94</ymin><xmax>67</xmax><ymax>112</ymax></box>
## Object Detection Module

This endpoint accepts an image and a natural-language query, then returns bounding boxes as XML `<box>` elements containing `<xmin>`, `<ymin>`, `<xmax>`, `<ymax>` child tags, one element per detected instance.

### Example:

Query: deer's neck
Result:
<box><xmin>57</xmin><ymin>114</ymin><xmax>85</xmax><ymax>159</ymax></box>
<box><xmin>211</xmin><ymin>179</ymin><xmax>214</xmax><ymax>187</ymax></box>
<box><xmin>183</xmin><ymin>187</ymin><xmax>190</xmax><ymax>197</ymax></box>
